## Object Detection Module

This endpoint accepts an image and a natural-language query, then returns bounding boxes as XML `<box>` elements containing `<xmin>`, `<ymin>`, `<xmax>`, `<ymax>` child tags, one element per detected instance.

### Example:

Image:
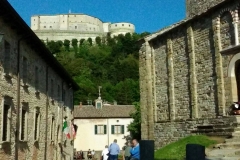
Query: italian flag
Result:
<box><xmin>63</xmin><ymin>120</ymin><xmax>70</xmax><ymax>139</ymax></box>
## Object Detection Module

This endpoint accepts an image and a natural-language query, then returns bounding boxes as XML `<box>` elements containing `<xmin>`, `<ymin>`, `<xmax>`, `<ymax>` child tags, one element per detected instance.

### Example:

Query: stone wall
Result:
<box><xmin>186</xmin><ymin>0</ymin><xmax>227</xmax><ymax>18</ymax></box>
<box><xmin>0</xmin><ymin>13</ymin><xmax>74</xmax><ymax>160</ymax></box>
<box><xmin>140</xmin><ymin>0</ymin><xmax>240</xmax><ymax>149</ymax></box>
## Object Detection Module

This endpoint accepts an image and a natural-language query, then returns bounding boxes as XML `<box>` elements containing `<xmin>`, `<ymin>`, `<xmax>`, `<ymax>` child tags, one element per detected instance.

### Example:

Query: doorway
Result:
<box><xmin>235</xmin><ymin>60</ymin><xmax>240</xmax><ymax>102</ymax></box>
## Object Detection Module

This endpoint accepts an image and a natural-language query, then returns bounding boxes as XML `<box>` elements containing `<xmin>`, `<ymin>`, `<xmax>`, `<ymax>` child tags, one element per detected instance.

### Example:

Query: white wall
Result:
<box><xmin>74</xmin><ymin>118</ymin><xmax>133</xmax><ymax>152</ymax></box>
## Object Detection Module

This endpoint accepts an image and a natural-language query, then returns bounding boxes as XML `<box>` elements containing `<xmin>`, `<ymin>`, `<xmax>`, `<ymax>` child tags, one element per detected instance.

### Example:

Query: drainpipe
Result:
<box><xmin>44</xmin><ymin>66</ymin><xmax>49</xmax><ymax>160</ymax></box>
<box><xmin>15</xmin><ymin>35</ymin><xmax>31</xmax><ymax>160</ymax></box>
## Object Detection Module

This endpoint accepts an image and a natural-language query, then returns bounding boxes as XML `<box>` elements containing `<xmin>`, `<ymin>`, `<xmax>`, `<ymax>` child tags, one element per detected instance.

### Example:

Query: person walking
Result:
<box><xmin>87</xmin><ymin>149</ymin><xmax>92</xmax><ymax>160</ymax></box>
<box><xmin>101</xmin><ymin>145</ymin><xmax>109</xmax><ymax>160</ymax></box>
<box><xmin>124</xmin><ymin>142</ymin><xmax>132</xmax><ymax>160</ymax></box>
<box><xmin>130</xmin><ymin>139</ymin><xmax>140</xmax><ymax>160</ymax></box>
<box><xmin>91</xmin><ymin>150</ymin><xmax>95</xmax><ymax>159</ymax></box>
<box><xmin>108</xmin><ymin>139</ymin><xmax>120</xmax><ymax>160</ymax></box>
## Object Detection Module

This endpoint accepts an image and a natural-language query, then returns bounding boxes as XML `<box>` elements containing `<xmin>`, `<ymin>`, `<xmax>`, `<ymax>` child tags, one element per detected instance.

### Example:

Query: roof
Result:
<box><xmin>74</xmin><ymin>105</ymin><xmax>135</xmax><ymax>118</ymax></box>
<box><xmin>0</xmin><ymin>0</ymin><xmax>79</xmax><ymax>90</ymax></box>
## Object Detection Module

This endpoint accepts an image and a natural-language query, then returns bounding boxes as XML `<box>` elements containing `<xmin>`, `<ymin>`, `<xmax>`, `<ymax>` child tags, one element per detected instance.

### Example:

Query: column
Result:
<box><xmin>187</xmin><ymin>25</ymin><xmax>198</xmax><ymax>118</ymax></box>
<box><xmin>213</xmin><ymin>17</ymin><xmax>226</xmax><ymax>116</ymax></box>
<box><xmin>145</xmin><ymin>41</ymin><xmax>154</xmax><ymax>140</ymax></box>
<box><xmin>233</xmin><ymin>10</ymin><xmax>239</xmax><ymax>45</ymax></box>
<box><xmin>167</xmin><ymin>38</ymin><xmax>176</xmax><ymax>120</ymax></box>
<box><xmin>139</xmin><ymin>44</ymin><xmax>148</xmax><ymax>140</ymax></box>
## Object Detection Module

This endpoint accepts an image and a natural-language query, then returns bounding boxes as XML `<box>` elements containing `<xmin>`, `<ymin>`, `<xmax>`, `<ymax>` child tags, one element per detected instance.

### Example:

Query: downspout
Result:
<box><xmin>15</xmin><ymin>35</ymin><xmax>31</xmax><ymax>160</ymax></box>
<box><xmin>44</xmin><ymin>66</ymin><xmax>49</xmax><ymax>160</ymax></box>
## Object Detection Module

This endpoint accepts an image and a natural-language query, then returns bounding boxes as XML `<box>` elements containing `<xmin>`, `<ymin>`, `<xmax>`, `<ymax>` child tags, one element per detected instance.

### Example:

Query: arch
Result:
<box><xmin>220</xmin><ymin>11</ymin><xmax>235</xmax><ymax>48</ymax></box>
<box><xmin>227</xmin><ymin>52</ymin><xmax>240</xmax><ymax>102</ymax></box>
<box><xmin>228</xmin><ymin>52</ymin><xmax>240</xmax><ymax>77</ymax></box>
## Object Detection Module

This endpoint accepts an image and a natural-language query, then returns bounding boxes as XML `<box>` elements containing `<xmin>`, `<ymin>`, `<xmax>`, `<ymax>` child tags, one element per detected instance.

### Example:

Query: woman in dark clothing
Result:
<box><xmin>87</xmin><ymin>149</ymin><xmax>92</xmax><ymax>160</ymax></box>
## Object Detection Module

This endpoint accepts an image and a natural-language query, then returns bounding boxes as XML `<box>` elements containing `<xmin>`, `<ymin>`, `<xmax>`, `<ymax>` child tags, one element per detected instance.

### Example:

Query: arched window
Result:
<box><xmin>220</xmin><ymin>11</ymin><xmax>235</xmax><ymax>49</ymax></box>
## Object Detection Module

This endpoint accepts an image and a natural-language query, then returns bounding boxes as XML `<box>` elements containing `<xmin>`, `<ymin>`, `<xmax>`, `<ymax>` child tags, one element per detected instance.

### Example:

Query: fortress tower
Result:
<box><xmin>186</xmin><ymin>0</ymin><xmax>226</xmax><ymax>18</ymax></box>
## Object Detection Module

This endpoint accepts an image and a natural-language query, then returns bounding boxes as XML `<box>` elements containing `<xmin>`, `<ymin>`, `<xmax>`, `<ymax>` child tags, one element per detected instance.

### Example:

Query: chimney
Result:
<box><xmin>79</xmin><ymin>102</ymin><xmax>82</xmax><ymax>108</ymax></box>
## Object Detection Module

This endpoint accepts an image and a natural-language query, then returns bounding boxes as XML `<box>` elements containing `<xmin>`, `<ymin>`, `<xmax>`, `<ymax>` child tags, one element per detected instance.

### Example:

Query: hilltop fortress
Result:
<box><xmin>31</xmin><ymin>13</ymin><xmax>135</xmax><ymax>42</ymax></box>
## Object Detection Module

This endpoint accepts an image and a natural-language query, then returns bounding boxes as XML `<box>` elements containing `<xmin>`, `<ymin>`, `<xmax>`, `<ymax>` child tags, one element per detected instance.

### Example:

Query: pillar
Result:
<box><xmin>145</xmin><ymin>41</ymin><xmax>154</xmax><ymax>140</ymax></box>
<box><xmin>187</xmin><ymin>25</ymin><xmax>198</xmax><ymax>118</ymax></box>
<box><xmin>213</xmin><ymin>17</ymin><xmax>226</xmax><ymax>116</ymax></box>
<box><xmin>233</xmin><ymin>10</ymin><xmax>239</xmax><ymax>45</ymax></box>
<box><xmin>167</xmin><ymin>38</ymin><xmax>176</xmax><ymax>120</ymax></box>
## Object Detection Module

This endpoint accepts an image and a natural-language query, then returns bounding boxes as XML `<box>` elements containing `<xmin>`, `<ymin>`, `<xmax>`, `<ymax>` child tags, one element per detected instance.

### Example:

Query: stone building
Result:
<box><xmin>31</xmin><ymin>14</ymin><xmax>135</xmax><ymax>42</ymax></box>
<box><xmin>139</xmin><ymin>0</ymin><xmax>240</xmax><ymax>149</ymax></box>
<box><xmin>0</xmin><ymin>1</ymin><xmax>79</xmax><ymax>159</ymax></box>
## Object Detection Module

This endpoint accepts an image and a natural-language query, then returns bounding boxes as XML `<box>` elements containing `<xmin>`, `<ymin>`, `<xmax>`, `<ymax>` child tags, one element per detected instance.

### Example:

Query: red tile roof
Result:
<box><xmin>74</xmin><ymin>105</ymin><xmax>135</xmax><ymax>118</ymax></box>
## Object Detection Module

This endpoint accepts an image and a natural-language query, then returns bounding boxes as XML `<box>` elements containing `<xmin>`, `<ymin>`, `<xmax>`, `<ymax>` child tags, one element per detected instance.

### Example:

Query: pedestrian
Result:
<box><xmin>87</xmin><ymin>149</ymin><xmax>92</xmax><ymax>160</ymax></box>
<box><xmin>130</xmin><ymin>139</ymin><xmax>140</xmax><ymax>160</ymax></box>
<box><xmin>124</xmin><ymin>142</ymin><xmax>132</xmax><ymax>160</ymax></box>
<box><xmin>108</xmin><ymin>139</ymin><xmax>120</xmax><ymax>160</ymax></box>
<box><xmin>91</xmin><ymin>150</ymin><xmax>95</xmax><ymax>159</ymax></box>
<box><xmin>79</xmin><ymin>150</ymin><xmax>84</xmax><ymax>160</ymax></box>
<box><xmin>101</xmin><ymin>145</ymin><xmax>109</xmax><ymax>160</ymax></box>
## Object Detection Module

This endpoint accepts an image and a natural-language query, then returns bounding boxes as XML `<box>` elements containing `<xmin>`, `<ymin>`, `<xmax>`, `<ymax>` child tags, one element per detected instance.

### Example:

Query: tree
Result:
<box><xmin>63</xmin><ymin>39</ymin><xmax>70</xmax><ymax>51</ymax></box>
<box><xmin>87</xmin><ymin>38</ymin><xmax>93</xmax><ymax>46</ymax></box>
<box><xmin>128</xmin><ymin>102</ymin><xmax>141</xmax><ymax>140</ymax></box>
<box><xmin>46</xmin><ymin>40</ymin><xmax>62</xmax><ymax>54</ymax></box>
<box><xmin>95</xmin><ymin>36</ymin><xmax>101</xmax><ymax>46</ymax></box>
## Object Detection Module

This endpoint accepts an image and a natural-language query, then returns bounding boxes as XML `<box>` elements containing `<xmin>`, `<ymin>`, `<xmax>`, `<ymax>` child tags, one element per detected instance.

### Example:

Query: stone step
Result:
<box><xmin>232</xmin><ymin>131</ymin><xmax>240</xmax><ymax>137</ymax></box>
<box><xmin>206</xmin><ymin>157</ymin><xmax>240</xmax><ymax>160</ymax></box>
<box><xmin>225</xmin><ymin>138</ymin><xmax>240</xmax><ymax>143</ymax></box>
<box><xmin>207</xmin><ymin>148</ymin><xmax>240</xmax><ymax>157</ymax></box>
<box><xmin>234</xmin><ymin>127</ymin><xmax>240</xmax><ymax>132</ymax></box>
<box><xmin>214</xmin><ymin>143</ymin><xmax>240</xmax><ymax>149</ymax></box>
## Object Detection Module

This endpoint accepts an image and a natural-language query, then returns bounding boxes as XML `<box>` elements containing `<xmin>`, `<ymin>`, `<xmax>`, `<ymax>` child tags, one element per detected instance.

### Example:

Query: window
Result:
<box><xmin>20</xmin><ymin>105</ymin><xmax>28</xmax><ymax>141</ymax></box>
<box><xmin>57</xmin><ymin>85</ymin><xmax>60</xmax><ymax>99</ymax></box>
<box><xmin>50</xmin><ymin>26</ymin><xmax>52</xmax><ymax>28</ymax></box>
<box><xmin>2</xmin><ymin>104</ymin><xmax>10</xmax><ymax>141</ymax></box>
<box><xmin>35</xmin><ymin>66</ymin><xmax>39</xmax><ymax>90</ymax></box>
<box><xmin>115</xmin><ymin>24</ymin><xmax>117</xmax><ymax>27</ymax></box>
<box><xmin>44</xmin><ymin>26</ymin><xmax>46</xmax><ymax>28</ymax></box>
<box><xmin>50</xmin><ymin>116</ymin><xmax>55</xmax><ymax>141</ymax></box>
<box><xmin>62</xmin><ymin>89</ymin><xmax>65</xmax><ymax>102</ymax></box>
<box><xmin>4</xmin><ymin>41</ymin><xmax>10</xmax><ymax>74</ymax></box>
<box><xmin>22</xmin><ymin>57</ymin><xmax>28</xmax><ymax>84</ymax></box>
<box><xmin>111</xmin><ymin>125</ymin><xmax>124</xmax><ymax>134</ymax></box>
<box><xmin>94</xmin><ymin>125</ymin><xmax>107</xmax><ymax>134</ymax></box>
<box><xmin>34</xmin><ymin>108</ymin><xmax>40</xmax><ymax>141</ymax></box>
<box><xmin>75</xmin><ymin>26</ymin><xmax>77</xmax><ymax>29</ymax></box>
<box><xmin>50</xmin><ymin>79</ymin><xmax>54</xmax><ymax>97</ymax></box>
<box><xmin>122</xmin><ymin>24</ymin><xmax>124</xmax><ymax>26</ymax></box>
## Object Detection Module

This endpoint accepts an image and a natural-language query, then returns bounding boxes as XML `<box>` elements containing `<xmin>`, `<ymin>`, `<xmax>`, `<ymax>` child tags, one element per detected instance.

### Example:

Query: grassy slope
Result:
<box><xmin>154</xmin><ymin>135</ymin><xmax>219</xmax><ymax>160</ymax></box>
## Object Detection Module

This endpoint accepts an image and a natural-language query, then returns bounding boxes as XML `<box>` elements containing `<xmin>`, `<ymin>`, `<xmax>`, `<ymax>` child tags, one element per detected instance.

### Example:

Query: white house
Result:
<box><xmin>73</xmin><ymin>102</ymin><xmax>134</xmax><ymax>153</ymax></box>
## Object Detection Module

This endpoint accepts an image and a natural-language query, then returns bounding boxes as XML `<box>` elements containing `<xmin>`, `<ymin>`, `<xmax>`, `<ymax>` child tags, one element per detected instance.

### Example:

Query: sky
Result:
<box><xmin>8</xmin><ymin>0</ymin><xmax>186</xmax><ymax>33</ymax></box>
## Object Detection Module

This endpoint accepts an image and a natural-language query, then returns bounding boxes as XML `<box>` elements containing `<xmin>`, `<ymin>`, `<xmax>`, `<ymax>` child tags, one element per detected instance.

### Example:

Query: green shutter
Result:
<box><xmin>95</xmin><ymin>125</ymin><xmax>97</xmax><ymax>134</ymax></box>
<box><xmin>104</xmin><ymin>125</ymin><xmax>107</xmax><ymax>134</ymax></box>
<box><xmin>121</xmin><ymin>125</ymin><xmax>125</xmax><ymax>134</ymax></box>
<box><xmin>111</xmin><ymin>125</ymin><xmax>114</xmax><ymax>134</ymax></box>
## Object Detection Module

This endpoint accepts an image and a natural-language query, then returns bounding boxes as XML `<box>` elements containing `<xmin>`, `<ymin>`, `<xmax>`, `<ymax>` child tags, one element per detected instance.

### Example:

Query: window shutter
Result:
<box><xmin>94</xmin><ymin>125</ymin><xmax>97</xmax><ymax>134</ymax></box>
<box><xmin>121</xmin><ymin>125</ymin><xmax>125</xmax><ymax>134</ymax></box>
<box><xmin>111</xmin><ymin>125</ymin><xmax>114</xmax><ymax>134</ymax></box>
<box><xmin>104</xmin><ymin>125</ymin><xmax>107</xmax><ymax>134</ymax></box>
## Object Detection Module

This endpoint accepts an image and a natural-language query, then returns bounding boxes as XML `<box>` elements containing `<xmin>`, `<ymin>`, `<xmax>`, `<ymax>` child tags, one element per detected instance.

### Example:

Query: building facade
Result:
<box><xmin>0</xmin><ymin>1</ymin><xmax>79</xmax><ymax>159</ymax></box>
<box><xmin>74</xmin><ymin>103</ymin><xmax>134</xmax><ymax>157</ymax></box>
<box><xmin>31</xmin><ymin>14</ymin><xmax>135</xmax><ymax>42</ymax></box>
<box><xmin>139</xmin><ymin>0</ymin><xmax>240</xmax><ymax>149</ymax></box>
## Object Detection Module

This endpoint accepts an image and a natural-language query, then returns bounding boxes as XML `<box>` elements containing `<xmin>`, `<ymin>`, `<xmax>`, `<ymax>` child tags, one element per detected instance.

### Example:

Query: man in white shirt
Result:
<box><xmin>102</xmin><ymin>145</ymin><xmax>109</xmax><ymax>160</ymax></box>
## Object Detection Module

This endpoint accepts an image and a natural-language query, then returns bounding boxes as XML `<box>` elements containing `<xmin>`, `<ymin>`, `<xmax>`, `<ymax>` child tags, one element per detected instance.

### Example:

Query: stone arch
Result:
<box><xmin>227</xmin><ymin>52</ymin><xmax>240</xmax><ymax>102</ymax></box>
<box><xmin>220</xmin><ymin>11</ymin><xmax>235</xmax><ymax>49</ymax></box>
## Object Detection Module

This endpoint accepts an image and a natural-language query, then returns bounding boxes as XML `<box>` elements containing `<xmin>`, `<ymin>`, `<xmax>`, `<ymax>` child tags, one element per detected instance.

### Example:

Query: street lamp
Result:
<box><xmin>0</xmin><ymin>33</ymin><xmax>4</xmax><ymax>43</ymax></box>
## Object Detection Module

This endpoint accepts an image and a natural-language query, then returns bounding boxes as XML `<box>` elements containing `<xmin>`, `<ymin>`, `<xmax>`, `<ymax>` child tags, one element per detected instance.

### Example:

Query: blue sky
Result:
<box><xmin>8</xmin><ymin>0</ymin><xmax>185</xmax><ymax>33</ymax></box>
